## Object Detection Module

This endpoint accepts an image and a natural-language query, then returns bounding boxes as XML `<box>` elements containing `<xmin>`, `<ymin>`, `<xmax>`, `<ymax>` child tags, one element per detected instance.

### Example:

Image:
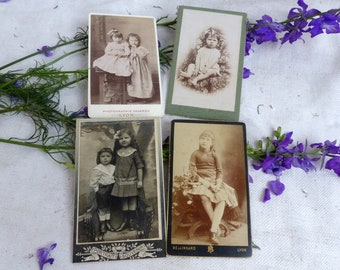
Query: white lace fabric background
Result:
<box><xmin>0</xmin><ymin>0</ymin><xmax>339</xmax><ymax>269</ymax></box>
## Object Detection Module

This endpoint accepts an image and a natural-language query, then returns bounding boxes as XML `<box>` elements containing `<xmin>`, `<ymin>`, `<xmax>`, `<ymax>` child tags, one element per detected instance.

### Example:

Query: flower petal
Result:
<box><xmin>243</xmin><ymin>67</ymin><xmax>254</xmax><ymax>78</ymax></box>
<box><xmin>37</xmin><ymin>243</ymin><xmax>57</xmax><ymax>270</ymax></box>
<box><xmin>263</xmin><ymin>188</ymin><xmax>271</xmax><ymax>202</ymax></box>
<box><xmin>269</xmin><ymin>179</ymin><xmax>285</xmax><ymax>195</ymax></box>
<box><xmin>248</xmin><ymin>175</ymin><xmax>254</xmax><ymax>183</ymax></box>
<box><xmin>325</xmin><ymin>157</ymin><xmax>340</xmax><ymax>177</ymax></box>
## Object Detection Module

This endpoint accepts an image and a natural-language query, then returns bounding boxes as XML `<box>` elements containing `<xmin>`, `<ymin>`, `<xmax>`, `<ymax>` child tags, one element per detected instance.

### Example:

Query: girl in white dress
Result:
<box><xmin>93</xmin><ymin>28</ymin><xmax>131</xmax><ymax>77</ymax></box>
<box><xmin>180</xmin><ymin>28</ymin><xmax>222</xmax><ymax>89</ymax></box>
<box><xmin>126</xmin><ymin>33</ymin><xmax>154</xmax><ymax>102</ymax></box>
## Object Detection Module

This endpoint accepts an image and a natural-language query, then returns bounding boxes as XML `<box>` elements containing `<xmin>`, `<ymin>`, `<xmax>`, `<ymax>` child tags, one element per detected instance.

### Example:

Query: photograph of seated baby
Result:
<box><xmin>178</xmin><ymin>27</ymin><xmax>231</xmax><ymax>94</ymax></box>
<box><xmin>90</xmin><ymin>15</ymin><xmax>160</xmax><ymax>105</ymax></box>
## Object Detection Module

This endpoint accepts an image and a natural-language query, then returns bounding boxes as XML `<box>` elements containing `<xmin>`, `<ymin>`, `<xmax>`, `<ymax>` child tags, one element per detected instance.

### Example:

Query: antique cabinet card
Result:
<box><xmin>88</xmin><ymin>13</ymin><xmax>163</xmax><ymax>118</ymax></box>
<box><xmin>167</xmin><ymin>120</ymin><xmax>252</xmax><ymax>257</ymax></box>
<box><xmin>73</xmin><ymin>118</ymin><xmax>166</xmax><ymax>262</ymax></box>
<box><xmin>166</xmin><ymin>6</ymin><xmax>247</xmax><ymax>121</ymax></box>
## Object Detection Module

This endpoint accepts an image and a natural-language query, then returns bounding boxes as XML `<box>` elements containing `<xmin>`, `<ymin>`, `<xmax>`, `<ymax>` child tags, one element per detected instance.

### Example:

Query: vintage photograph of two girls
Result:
<box><xmin>88</xmin><ymin>14</ymin><xmax>163</xmax><ymax>118</ymax></box>
<box><xmin>73</xmin><ymin>118</ymin><xmax>166</xmax><ymax>262</ymax></box>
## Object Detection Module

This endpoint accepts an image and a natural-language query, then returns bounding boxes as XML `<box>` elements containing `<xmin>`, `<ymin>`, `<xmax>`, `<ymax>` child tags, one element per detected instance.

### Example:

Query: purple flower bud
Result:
<box><xmin>37</xmin><ymin>243</ymin><xmax>57</xmax><ymax>270</ymax></box>
<box><xmin>70</xmin><ymin>106</ymin><xmax>89</xmax><ymax>118</ymax></box>
<box><xmin>13</xmin><ymin>78</ymin><xmax>25</xmax><ymax>88</ymax></box>
<box><xmin>243</xmin><ymin>67</ymin><xmax>254</xmax><ymax>78</ymax></box>
<box><xmin>10</xmin><ymin>96</ymin><xmax>20</xmax><ymax>103</ymax></box>
<box><xmin>37</xmin><ymin>45</ymin><xmax>54</xmax><ymax>57</ymax></box>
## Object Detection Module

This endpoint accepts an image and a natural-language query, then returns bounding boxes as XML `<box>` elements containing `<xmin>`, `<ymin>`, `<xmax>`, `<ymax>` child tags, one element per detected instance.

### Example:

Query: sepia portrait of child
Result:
<box><xmin>166</xmin><ymin>6</ymin><xmax>247</xmax><ymax>121</ymax></box>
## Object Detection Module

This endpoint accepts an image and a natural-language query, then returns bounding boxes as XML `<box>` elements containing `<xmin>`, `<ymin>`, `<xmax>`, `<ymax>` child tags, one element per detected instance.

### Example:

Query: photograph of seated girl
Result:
<box><xmin>178</xmin><ymin>27</ymin><xmax>230</xmax><ymax>94</ymax></box>
<box><xmin>172</xmin><ymin>129</ymin><xmax>242</xmax><ymax>245</ymax></box>
<box><xmin>92</xmin><ymin>28</ymin><xmax>131</xmax><ymax>103</ymax></box>
<box><xmin>126</xmin><ymin>33</ymin><xmax>154</xmax><ymax>103</ymax></box>
<box><xmin>187</xmin><ymin>130</ymin><xmax>239</xmax><ymax>245</ymax></box>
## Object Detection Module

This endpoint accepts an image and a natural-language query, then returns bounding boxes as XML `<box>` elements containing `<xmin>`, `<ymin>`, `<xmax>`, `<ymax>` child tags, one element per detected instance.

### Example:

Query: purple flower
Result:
<box><xmin>10</xmin><ymin>96</ymin><xmax>20</xmax><ymax>103</ymax></box>
<box><xmin>309</xmin><ymin>13</ymin><xmax>340</xmax><ymax>37</ymax></box>
<box><xmin>248</xmin><ymin>15</ymin><xmax>285</xmax><ymax>45</ymax></box>
<box><xmin>250</xmin><ymin>126</ymin><xmax>340</xmax><ymax>202</ymax></box>
<box><xmin>261</xmin><ymin>156</ymin><xmax>280</xmax><ymax>174</ymax></box>
<box><xmin>9</xmin><ymin>79</ymin><xmax>25</xmax><ymax>103</ymax></box>
<box><xmin>325</xmin><ymin>157</ymin><xmax>340</xmax><ymax>176</ymax></box>
<box><xmin>252</xmin><ymin>131</ymin><xmax>314</xmax><ymax>177</ymax></box>
<box><xmin>37</xmin><ymin>46</ymin><xmax>54</xmax><ymax>57</ymax></box>
<box><xmin>287</xmin><ymin>0</ymin><xmax>321</xmax><ymax>20</ymax></box>
<box><xmin>13</xmin><ymin>79</ymin><xmax>24</xmax><ymax>88</ymax></box>
<box><xmin>323</xmin><ymin>140</ymin><xmax>340</xmax><ymax>154</ymax></box>
<box><xmin>263</xmin><ymin>188</ymin><xmax>271</xmax><ymax>202</ymax></box>
<box><xmin>37</xmin><ymin>243</ymin><xmax>57</xmax><ymax>270</ymax></box>
<box><xmin>272</xmin><ymin>131</ymin><xmax>293</xmax><ymax>153</ymax></box>
<box><xmin>269</xmin><ymin>179</ymin><xmax>285</xmax><ymax>195</ymax></box>
<box><xmin>290</xmin><ymin>142</ymin><xmax>318</xmax><ymax>172</ymax></box>
<box><xmin>281</xmin><ymin>0</ymin><xmax>321</xmax><ymax>44</ymax></box>
<box><xmin>243</xmin><ymin>67</ymin><xmax>254</xmax><ymax>78</ymax></box>
<box><xmin>281</xmin><ymin>22</ymin><xmax>305</xmax><ymax>44</ymax></box>
<box><xmin>70</xmin><ymin>106</ymin><xmax>89</xmax><ymax>118</ymax></box>
<box><xmin>311</xmin><ymin>140</ymin><xmax>339</xmax><ymax>169</ymax></box>
<box><xmin>282</xmin><ymin>156</ymin><xmax>294</xmax><ymax>169</ymax></box>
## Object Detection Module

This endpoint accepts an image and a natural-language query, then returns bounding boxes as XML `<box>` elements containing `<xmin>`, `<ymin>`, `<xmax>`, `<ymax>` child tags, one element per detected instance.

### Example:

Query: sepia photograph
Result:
<box><xmin>88</xmin><ymin>14</ymin><xmax>163</xmax><ymax>118</ymax></box>
<box><xmin>73</xmin><ymin>118</ymin><xmax>166</xmax><ymax>262</ymax></box>
<box><xmin>166</xmin><ymin>6</ymin><xmax>247</xmax><ymax>121</ymax></box>
<box><xmin>167</xmin><ymin>120</ymin><xmax>252</xmax><ymax>257</ymax></box>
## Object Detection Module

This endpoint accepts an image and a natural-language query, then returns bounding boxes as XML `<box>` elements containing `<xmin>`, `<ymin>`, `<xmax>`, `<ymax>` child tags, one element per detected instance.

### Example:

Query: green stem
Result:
<box><xmin>156</xmin><ymin>16</ymin><xmax>177</xmax><ymax>30</ymax></box>
<box><xmin>0</xmin><ymin>36</ymin><xmax>87</xmax><ymax>71</ymax></box>
<box><xmin>0</xmin><ymin>48</ymin><xmax>88</xmax><ymax>89</ymax></box>
<box><xmin>40</xmin><ymin>47</ymin><xmax>87</xmax><ymax>69</ymax></box>
<box><xmin>280</xmin><ymin>9</ymin><xmax>340</xmax><ymax>25</ymax></box>
<box><xmin>0</xmin><ymin>137</ymin><xmax>74</xmax><ymax>151</ymax></box>
<box><xmin>47</xmin><ymin>74</ymin><xmax>88</xmax><ymax>91</ymax></box>
<box><xmin>247</xmin><ymin>8</ymin><xmax>340</xmax><ymax>31</ymax></box>
<box><xmin>0</xmin><ymin>106</ymin><xmax>22</xmax><ymax>114</ymax></box>
<box><xmin>8</xmin><ymin>70</ymin><xmax>87</xmax><ymax>76</ymax></box>
<box><xmin>247</xmin><ymin>148</ymin><xmax>336</xmax><ymax>161</ymax></box>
